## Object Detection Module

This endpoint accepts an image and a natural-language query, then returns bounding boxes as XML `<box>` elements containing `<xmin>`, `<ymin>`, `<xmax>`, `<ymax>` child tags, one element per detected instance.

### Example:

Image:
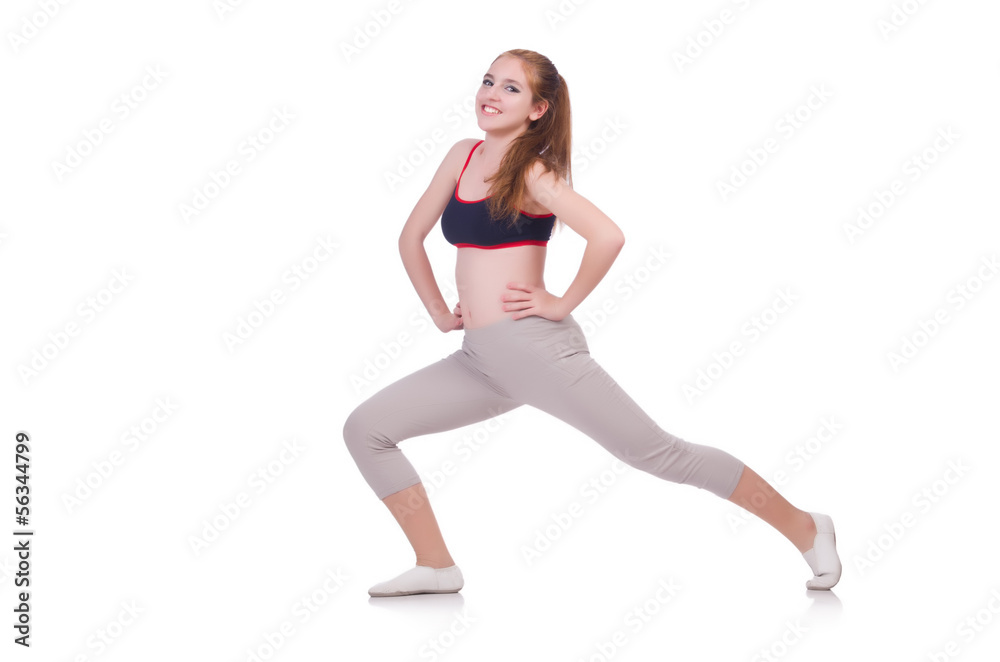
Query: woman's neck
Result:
<box><xmin>478</xmin><ymin>129</ymin><xmax>525</xmax><ymax>170</ymax></box>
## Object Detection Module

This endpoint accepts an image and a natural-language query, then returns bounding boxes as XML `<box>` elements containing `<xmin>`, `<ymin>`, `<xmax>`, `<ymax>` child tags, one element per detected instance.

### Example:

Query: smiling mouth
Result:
<box><xmin>482</xmin><ymin>105</ymin><xmax>502</xmax><ymax>115</ymax></box>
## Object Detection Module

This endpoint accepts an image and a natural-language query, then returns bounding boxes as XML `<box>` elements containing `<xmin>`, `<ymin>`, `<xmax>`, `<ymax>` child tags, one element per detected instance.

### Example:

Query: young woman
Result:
<box><xmin>343</xmin><ymin>49</ymin><xmax>841</xmax><ymax>597</ymax></box>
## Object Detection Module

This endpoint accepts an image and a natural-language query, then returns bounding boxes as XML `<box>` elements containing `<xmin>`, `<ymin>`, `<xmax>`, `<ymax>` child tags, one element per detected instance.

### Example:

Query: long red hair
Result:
<box><xmin>483</xmin><ymin>49</ymin><xmax>573</xmax><ymax>232</ymax></box>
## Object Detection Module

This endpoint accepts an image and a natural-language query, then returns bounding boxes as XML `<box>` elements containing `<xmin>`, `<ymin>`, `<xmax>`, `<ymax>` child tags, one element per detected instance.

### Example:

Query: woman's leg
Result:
<box><xmin>489</xmin><ymin>315</ymin><xmax>841</xmax><ymax>588</ymax></box>
<box><xmin>343</xmin><ymin>351</ymin><xmax>521</xmax><ymax>593</ymax></box>
<box><xmin>726</xmin><ymin>465</ymin><xmax>816</xmax><ymax>552</ymax></box>
<box><xmin>381</xmin><ymin>481</ymin><xmax>455</xmax><ymax>568</ymax></box>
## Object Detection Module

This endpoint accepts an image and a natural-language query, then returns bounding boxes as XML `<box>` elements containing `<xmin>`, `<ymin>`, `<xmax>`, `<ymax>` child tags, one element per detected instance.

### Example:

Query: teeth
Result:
<box><xmin>483</xmin><ymin>106</ymin><xmax>501</xmax><ymax>115</ymax></box>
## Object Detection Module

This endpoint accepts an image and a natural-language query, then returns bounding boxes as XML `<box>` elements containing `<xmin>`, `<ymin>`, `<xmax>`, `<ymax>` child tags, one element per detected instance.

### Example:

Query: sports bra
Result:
<box><xmin>440</xmin><ymin>140</ymin><xmax>555</xmax><ymax>249</ymax></box>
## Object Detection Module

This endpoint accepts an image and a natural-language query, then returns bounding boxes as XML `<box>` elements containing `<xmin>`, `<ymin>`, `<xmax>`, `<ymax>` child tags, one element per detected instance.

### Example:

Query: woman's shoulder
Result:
<box><xmin>443</xmin><ymin>138</ymin><xmax>482</xmax><ymax>169</ymax></box>
<box><xmin>452</xmin><ymin>137</ymin><xmax>482</xmax><ymax>153</ymax></box>
<box><xmin>520</xmin><ymin>158</ymin><xmax>558</xmax><ymax>216</ymax></box>
<box><xmin>523</xmin><ymin>157</ymin><xmax>563</xmax><ymax>192</ymax></box>
<box><xmin>430</xmin><ymin>139</ymin><xmax>482</xmax><ymax>186</ymax></box>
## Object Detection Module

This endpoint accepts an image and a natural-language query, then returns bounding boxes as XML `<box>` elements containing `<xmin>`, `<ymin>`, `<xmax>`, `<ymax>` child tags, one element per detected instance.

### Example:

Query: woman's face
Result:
<box><xmin>476</xmin><ymin>55</ymin><xmax>547</xmax><ymax>134</ymax></box>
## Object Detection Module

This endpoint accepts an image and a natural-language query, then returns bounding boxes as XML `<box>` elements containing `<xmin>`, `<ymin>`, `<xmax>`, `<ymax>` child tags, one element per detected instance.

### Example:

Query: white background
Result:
<box><xmin>2</xmin><ymin>0</ymin><xmax>999</xmax><ymax>660</ymax></box>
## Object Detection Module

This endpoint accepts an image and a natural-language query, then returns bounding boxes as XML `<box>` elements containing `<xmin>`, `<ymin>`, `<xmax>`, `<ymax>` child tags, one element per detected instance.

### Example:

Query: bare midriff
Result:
<box><xmin>451</xmin><ymin>139</ymin><xmax>553</xmax><ymax>329</ymax></box>
<box><xmin>455</xmin><ymin>243</ymin><xmax>548</xmax><ymax>329</ymax></box>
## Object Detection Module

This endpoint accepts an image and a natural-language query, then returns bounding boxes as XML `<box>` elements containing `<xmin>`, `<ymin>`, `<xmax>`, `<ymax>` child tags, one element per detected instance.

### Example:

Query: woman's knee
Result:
<box><xmin>342</xmin><ymin>404</ymin><xmax>392</xmax><ymax>455</ymax></box>
<box><xmin>638</xmin><ymin>435</ymin><xmax>744</xmax><ymax>499</ymax></box>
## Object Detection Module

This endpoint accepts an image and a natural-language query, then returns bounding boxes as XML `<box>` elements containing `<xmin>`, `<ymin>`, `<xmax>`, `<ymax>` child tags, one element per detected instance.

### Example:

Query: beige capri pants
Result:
<box><xmin>343</xmin><ymin>313</ymin><xmax>745</xmax><ymax>501</ymax></box>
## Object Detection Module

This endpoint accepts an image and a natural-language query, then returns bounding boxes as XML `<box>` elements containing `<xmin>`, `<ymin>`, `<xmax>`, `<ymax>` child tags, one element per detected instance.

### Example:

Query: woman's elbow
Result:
<box><xmin>599</xmin><ymin>226</ymin><xmax>625</xmax><ymax>249</ymax></box>
<box><xmin>583</xmin><ymin>230</ymin><xmax>624</xmax><ymax>252</ymax></box>
<box><xmin>398</xmin><ymin>231</ymin><xmax>425</xmax><ymax>252</ymax></box>
<box><xmin>584</xmin><ymin>232</ymin><xmax>625</xmax><ymax>260</ymax></box>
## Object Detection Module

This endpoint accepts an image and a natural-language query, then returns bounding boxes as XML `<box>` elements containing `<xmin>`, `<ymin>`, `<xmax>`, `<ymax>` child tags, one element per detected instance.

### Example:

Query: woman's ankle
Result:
<box><xmin>415</xmin><ymin>555</ymin><xmax>455</xmax><ymax>569</ymax></box>
<box><xmin>791</xmin><ymin>510</ymin><xmax>818</xmax><ymax>553</ymax></box>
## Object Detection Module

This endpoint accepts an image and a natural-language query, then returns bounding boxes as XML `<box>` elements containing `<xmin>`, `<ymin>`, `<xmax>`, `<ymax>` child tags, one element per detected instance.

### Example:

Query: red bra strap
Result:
<box><xmin>457</xmin><ymin>139</ymin><xmax>483</xmax><ymax>189</ymax></box>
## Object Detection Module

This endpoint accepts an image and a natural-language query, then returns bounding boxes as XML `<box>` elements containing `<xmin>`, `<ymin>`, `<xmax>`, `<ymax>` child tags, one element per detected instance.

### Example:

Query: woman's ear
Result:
<box><xmin>530</xmin><ymin>100</ymin><xmax>549</xmax><ymax>121</ymax></box>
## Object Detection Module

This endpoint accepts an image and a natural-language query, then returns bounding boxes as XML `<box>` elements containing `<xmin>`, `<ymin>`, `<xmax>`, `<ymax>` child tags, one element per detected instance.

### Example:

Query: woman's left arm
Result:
<box><xmin>504</xmin><ymin>162</ymin><xmax>626</xmax><ymax>321</ymax></box>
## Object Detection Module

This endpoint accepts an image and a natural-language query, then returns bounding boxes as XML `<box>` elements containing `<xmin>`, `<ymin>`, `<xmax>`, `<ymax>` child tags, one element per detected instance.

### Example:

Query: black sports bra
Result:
<box><xmin>440</xmin><ymin>140</ymin><xmax>555</xmax><ymax>249</ymax></box>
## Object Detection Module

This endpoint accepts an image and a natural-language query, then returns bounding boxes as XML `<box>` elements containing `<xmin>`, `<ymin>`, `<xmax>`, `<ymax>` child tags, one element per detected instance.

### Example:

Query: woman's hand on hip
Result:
<box><xmin>432</xmin><ymin>301</ymin><xmax>464</xmax><ymax>333</ymax></box>
<box><xmin>502</xmin><ymin>282</ymin><xmax>567</xmax><ymax>321</ymax></box>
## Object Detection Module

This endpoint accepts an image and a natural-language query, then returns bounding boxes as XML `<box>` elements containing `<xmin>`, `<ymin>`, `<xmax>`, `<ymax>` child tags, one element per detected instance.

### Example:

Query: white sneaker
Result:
<box><xmin>368</xmin><ymin>565</ymin><xmax>464</xmax><ymax>597</ymax></box>
<box><xmin>802</xmin><ymin>512</ymin><xmax>842</xmax><ymax>590</ymax></box>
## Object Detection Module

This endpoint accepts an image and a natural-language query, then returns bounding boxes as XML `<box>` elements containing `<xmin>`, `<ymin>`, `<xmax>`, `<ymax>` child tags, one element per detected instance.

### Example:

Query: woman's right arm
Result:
<box><xmin>398</xmin><ymin>139</ymin><xmax>473</xmax><ymax>332</ymax></box>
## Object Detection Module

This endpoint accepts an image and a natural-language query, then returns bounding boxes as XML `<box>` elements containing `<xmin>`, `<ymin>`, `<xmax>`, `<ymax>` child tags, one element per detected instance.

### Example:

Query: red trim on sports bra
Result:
<box><xmin>454</xmin><ymin>140</ymin><xmax>487</xmax><ymax>203</ymax></box>
<box><xmin>454</xmin><ymin>139</ymin><xmax>555</xmax><ymax>218</ymax></box>
<box><xmin>455</xmin><ymin>240</ymin><xmax>548</xmax><ymax>249</ymax></box>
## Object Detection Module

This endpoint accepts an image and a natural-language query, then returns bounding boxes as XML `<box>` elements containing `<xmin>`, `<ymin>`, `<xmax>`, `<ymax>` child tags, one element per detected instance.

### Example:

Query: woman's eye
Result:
<box><xmin>482</xmin><ymin>79</ymin><xmax>518</xmax><ymax>93</ymax></box>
